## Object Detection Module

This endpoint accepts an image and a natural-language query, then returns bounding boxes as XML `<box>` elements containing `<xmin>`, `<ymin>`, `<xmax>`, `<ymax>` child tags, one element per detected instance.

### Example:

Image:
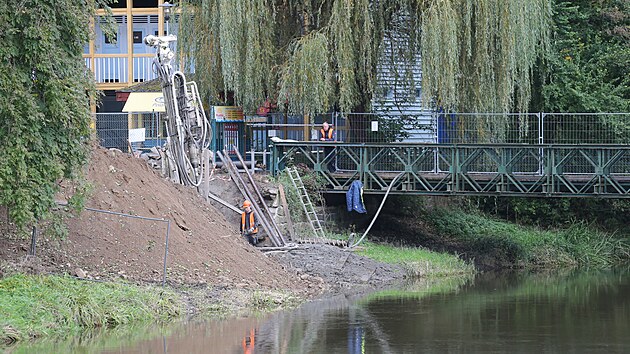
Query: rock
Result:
<box><xmin>109</xmin><ymin>148</ymin><xmax>123</xmax><ymax>154</ymax></box>
<box><xmin>235</xmin><ymin>283</ymin><xmax>247</xmax><ymax>288</ymax></box>
<box><xmin>272</xmin><ymin>195</ymin><xmax>279</xmax><ymax>208</ymax></box>
<box><xmin>74</xmin><ymin>268</ymin><xmax>86</xmax><ymax>278</ymax></box>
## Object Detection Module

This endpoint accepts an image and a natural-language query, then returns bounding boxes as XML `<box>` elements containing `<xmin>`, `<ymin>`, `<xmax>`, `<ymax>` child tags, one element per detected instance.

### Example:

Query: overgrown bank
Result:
<box><xmin>0</xmin><ymin>274</ymin><xmax>181</xmax><ymax>345</ymax></box>
<box><xmin>370</xmin><ymin>197</ymin><xmax>630</xmax><ymax>269</ymax></box>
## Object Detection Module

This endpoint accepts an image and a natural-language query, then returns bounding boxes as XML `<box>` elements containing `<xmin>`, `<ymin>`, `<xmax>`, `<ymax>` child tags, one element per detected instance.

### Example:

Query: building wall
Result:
<box><xmin>372</xmin><ymin>15</ymin><xmax>435</xmax><ymax>143</ymax></box>
<box><xmin>85</xmin><ymin>2</ymin><xmax>182</xmax><ymax>112</ymax></box>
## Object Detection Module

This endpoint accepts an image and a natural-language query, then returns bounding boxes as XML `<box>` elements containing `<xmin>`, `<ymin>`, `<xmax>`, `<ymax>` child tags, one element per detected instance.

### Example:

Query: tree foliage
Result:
<box><xmin>533</xmin><ymin>0</ymin><xmax>630</xmax><ymax>112</ymax></box>
<box><xmin>0</xmin><ymin>0</ymin><xmax>107</xmax><ymax>227</ymax></box>
<box><xmin>179</xmin><ymin>0</ymin><xmax>551</xmax><ymax>114</ymax></box>
<box><xmin>487</xmin><ymin>0</ymin><xmax>630</xmax><ymax>233</ymax></box>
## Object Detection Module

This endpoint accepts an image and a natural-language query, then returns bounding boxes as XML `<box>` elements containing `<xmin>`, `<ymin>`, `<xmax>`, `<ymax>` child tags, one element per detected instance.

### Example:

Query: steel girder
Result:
<box><xmin>271</xmin><ymin>142</ymin><xmax>630</xmax><ymax>198</ymax></box>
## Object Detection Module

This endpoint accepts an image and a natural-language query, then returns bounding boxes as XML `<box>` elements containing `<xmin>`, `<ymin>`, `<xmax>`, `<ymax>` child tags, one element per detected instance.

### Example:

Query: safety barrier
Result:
<box><xmin>94</xmin><ymin>112</ymin><xmax>166</xmax><ymax>152</ymax></box>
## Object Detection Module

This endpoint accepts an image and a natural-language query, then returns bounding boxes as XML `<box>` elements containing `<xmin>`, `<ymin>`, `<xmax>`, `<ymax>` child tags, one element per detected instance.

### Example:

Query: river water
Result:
<box><xmin>12</xmin><ymin>268</ymin><xmax>630</xmax><ymax>353</ymax></box>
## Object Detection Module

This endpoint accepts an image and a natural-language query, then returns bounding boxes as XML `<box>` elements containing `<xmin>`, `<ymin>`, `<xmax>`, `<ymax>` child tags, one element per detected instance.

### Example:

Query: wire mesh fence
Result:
<box><xmin>436</xmin><ymin>113</ymin><xmax>540</xmax><ymax>144</ymax></box>
<box><xmin>95</xmin><ymin>112</ymin><xmax>630</xmax><ymax>151</ymax></box>
<box><xmin>542</xmin><ymin>113</ymin><xmax>630</xmax><ymax>144</ymax></box>
<box><xmin>248</xmin><ymin>112</ymin><xmax>542</xmax><ymax>147</ymax></box>
<box><xmin>94</xmin><ymin>112</ymin><xmax>166</xmax><ymax>151</ymax></box>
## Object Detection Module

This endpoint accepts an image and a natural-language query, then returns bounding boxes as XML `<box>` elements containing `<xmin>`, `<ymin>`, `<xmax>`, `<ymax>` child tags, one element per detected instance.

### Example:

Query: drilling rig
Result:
<box><xmin>144</xmin><ymin>34</ymin><xmax>211</xmax><ymax>187</ymax></box>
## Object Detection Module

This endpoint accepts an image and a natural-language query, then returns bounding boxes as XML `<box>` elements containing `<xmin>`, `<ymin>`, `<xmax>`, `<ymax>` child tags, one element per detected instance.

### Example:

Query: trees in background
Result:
<box><xmin>533</xmin><ymin>0</ymin><xmax>630</xmax><ymax>112</ymax></box>
<box><xmin>488</xmin><ymin>0</ymin><xmax>630</xmax><ymax>231</ymax></box>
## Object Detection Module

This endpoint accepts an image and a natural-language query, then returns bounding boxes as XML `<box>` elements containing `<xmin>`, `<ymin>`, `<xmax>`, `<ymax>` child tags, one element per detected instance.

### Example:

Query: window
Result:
<box><xmin>133</xmin><ymin>31</ymin><xmax>143</xmax><ymax>44</ymax></box>
<box><xmin>133</xmin><ymin>0</ymin><xmax>158</xmax><ymax>8</ymax></box>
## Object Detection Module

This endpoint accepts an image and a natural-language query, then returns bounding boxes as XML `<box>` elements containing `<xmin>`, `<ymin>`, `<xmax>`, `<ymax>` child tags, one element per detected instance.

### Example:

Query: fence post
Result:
<box><xmin>163</xmin><ymin>220</ymin><xmax>170</xmax><ymax>286</ymax></box>
<box><xmin>539</xmin><ymin>112</ymin><xmax>545</xmax><ymax>176</ymax></box>
<box><xmin>29</xmin><ymin>223</ymin><xmax>37</xmax><ymax>256</ymax></box>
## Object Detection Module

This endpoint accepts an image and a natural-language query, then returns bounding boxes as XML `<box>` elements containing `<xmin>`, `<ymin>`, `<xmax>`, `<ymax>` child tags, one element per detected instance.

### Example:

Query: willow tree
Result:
<box><xmin>0</xmin><ymin>1</ymin><xmax>112</xmax><ymax>227</ymax></box>
<box><xmin>179</xmin><ymin>0</ymin><xmax>551</xmax><ymax>115</ymax></box>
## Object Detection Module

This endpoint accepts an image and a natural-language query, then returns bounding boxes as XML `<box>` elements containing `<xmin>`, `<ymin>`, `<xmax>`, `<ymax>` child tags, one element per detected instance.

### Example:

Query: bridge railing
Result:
<box><xmin>542</xmin><ymin>113</ymin><xmax>630</xmax><ymax>144</ymax></box>
<box><xmin>249</xmin><ymin>112</ymin><xmax>630</xmax><ymax>147</ymax></box>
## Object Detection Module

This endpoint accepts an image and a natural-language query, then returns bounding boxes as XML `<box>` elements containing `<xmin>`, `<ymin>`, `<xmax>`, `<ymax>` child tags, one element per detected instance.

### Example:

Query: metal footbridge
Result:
<box><xmin>268</xmin><ymin>113</ymin><xmax>630</xmax><ymax>198</ymax></box>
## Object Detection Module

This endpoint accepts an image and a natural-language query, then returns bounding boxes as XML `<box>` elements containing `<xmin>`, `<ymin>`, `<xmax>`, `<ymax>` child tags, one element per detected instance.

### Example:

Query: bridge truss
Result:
<box><xmin>271</xmin><ymin>142</ymin><xmax>630</xmax><ymax>198</ymax></box>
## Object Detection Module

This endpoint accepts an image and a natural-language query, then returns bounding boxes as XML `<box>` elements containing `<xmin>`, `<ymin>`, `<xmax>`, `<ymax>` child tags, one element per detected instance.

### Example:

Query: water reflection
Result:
<box><xmin>9</xmin><ymin>269</ymin><xmax>629</xmax><ymax>353</ymax></box>
<box><xmin>240</xmin><ymin>269</ymin><xmax>629</xmax><ymax>353</ymax></box>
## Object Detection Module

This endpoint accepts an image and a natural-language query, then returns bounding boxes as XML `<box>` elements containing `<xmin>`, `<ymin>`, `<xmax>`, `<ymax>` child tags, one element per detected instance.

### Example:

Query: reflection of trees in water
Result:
<box><xmin>252</xmin><ymin>278</ymin><xmax>462</xmax><ymax>354</ymax></box>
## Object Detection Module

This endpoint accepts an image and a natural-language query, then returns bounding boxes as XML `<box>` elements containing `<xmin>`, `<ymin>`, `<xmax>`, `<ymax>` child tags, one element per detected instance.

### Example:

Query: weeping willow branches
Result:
<box><xmin>421</xmin><ymin>0</ymin><xmax>551</xmax><ymax>112</ymax></box>
<box><xmin>180</xmin><ymin>0</ymin><xmax>274</xmax><ymax>111</ymax></box>
<box><xmin>278</xmin><ymin>32</ymin><xmax>333</xmax><ymax>115</ymax></box>
<box><xmin>179</xmin><ymin>0</ymin><xmax>551</xmax><ymax>114</ymax></box>
<box><xmin>328</xmin><ymin>0</ymin><xmax>375</xmax><ymax>112</ymax></box>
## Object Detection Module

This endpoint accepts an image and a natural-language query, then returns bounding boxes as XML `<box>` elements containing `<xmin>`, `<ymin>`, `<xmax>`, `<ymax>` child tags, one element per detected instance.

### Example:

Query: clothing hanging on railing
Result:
<box><xmin>346</xmin><ymin>180</ymin><xmax>367</xmax><ymax>214</ymax></box>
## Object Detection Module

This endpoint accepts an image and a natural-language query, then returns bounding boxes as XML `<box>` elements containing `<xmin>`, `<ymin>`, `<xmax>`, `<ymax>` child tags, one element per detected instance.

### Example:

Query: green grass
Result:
<box><xmin>428</xmin><ymin>208</ymin><xmax>630</xmax><ymax>268</ymax></box>
<box><xmin>0</xmin><ymin>274</ymin><xmax>183</xmax><ymax>345</ymax></box>
<box><xmin>356</xmin><ymin>242</ymin><xmax>475</xmax><ymax>277</ymax></box>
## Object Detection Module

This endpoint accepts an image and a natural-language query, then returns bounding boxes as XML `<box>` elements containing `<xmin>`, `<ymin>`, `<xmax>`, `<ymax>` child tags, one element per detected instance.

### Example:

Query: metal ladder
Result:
<box><xmin>287</xmin><ymin>167</ymin><xmax>326</xmax><ymax>239</ymax></box>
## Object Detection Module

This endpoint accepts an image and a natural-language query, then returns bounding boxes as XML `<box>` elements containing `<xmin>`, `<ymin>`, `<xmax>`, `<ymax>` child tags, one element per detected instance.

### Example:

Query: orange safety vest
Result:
<box><xmin>320</xmin><ymin>128</ymin><xmax>334</xmax><ymax>140</ymax></box>
<box><xmin>241</xmin><ymin>211</ymin><xmax>258</xmax><ymax>234</ymax></box>
<box><xmin>242</xmin><ymin>329</ymin><xmax>255</xmax><ymax>354</ymax></box>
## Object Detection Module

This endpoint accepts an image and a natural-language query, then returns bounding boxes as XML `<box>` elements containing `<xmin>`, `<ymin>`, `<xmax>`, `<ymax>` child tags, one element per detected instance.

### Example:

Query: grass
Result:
<box><xmin>356</xmin><ymin>242</ymin><xmax>475</xmax><ymax>277</ymax></box>
<box><xmin>428</xmin><ymin>208</ymin><xmax>630</xmax><ymax>268</ymax></box>
<box><xmin>0</xmin><ymin>274</ymin><xmax>183</xmax><ymax>345</ymax></box>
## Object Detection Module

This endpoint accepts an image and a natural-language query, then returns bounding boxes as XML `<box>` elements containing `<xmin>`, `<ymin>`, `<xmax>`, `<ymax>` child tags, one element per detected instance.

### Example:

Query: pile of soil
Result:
<box><xmin>0</xmin><ymin>146</ymin><xmax>411</xmax><ymax>309</ymax></box>
<box><xmin>0</xmin><ymin>148</ymin><xmax>302</xmax><ymax>291</ymax></box>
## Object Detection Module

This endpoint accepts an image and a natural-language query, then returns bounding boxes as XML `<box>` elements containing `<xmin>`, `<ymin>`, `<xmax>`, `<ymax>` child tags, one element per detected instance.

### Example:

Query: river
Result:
<box><xmin>11</xmin><ymin>268</ymin><xmax>630</xmax><ymax>353</ymax></box>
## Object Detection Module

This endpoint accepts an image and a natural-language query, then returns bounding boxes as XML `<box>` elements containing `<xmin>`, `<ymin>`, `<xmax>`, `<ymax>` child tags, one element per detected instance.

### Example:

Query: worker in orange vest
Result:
<box><xmin>240</xmin><ymin>200</ymin><xmax>260</xmax><ymax>245</ymax></box>
<box><xmin>319</xmin><ymin>121</ymin><xmax>335</xmax><ymax>141</ymax></box>
<box><xmin>319</xmin><ymin>121</ymin><xmax>337</xmax><ymax>172</ymax></box>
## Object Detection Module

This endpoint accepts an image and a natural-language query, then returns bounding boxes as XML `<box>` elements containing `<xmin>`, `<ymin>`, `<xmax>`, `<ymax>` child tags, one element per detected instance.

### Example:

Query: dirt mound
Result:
<box><xmin>1</xmin><ymin>147</ymin><xmax>301</xmax><ymax>290</ymax></box>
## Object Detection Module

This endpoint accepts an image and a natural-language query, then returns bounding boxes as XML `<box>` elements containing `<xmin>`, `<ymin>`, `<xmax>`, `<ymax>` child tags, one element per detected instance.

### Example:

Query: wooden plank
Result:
<box><xmin>207</xmin><ymin>192</ymin><xmax>242</xmax><ymax>214</ymax></box>
<box><xmin>232</xmin><ymin>147</ymin><xmax>286</xmax><ymax>245</ymax></box>
<box><xmin>278</xmin><ymin>184</ymin><xmax>296</xmax><ymax>240</ymax></box>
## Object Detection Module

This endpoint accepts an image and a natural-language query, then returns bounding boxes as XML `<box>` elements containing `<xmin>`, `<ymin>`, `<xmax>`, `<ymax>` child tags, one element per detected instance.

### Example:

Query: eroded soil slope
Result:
<box><xmin>1</xmin><ymin>148</ymin><xmax>301</xmax><ymax>290</ymax></box>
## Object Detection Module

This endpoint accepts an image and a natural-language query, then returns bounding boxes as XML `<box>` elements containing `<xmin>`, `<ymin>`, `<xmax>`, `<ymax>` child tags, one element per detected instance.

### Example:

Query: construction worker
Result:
<box><xmin>319</xmin><ymin>121</ymin><xmax>335</xmax><ymax>141</ymax></box>
<box><xmin>240</xmin><ymin>200</ymin><xmax>260</xmax><ymax>245</ymax></box>
<box><xmin>319</xmin><ymin>121</ymin><xmax>337</xmax><ymax>172</ymax></box>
